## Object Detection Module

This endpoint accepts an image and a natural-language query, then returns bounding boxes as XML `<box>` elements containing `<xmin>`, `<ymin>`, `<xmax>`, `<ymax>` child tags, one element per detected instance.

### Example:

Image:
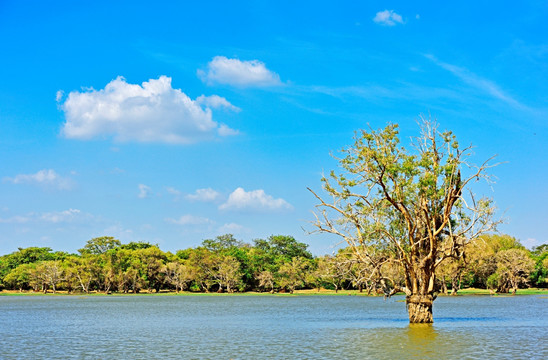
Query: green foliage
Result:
<box><xmin>529</xmin><ymin>244</ymin><xmax>548</xmax><ymax>287</ymax></box>
<box><xmin>4</xmin><ymin>263</ymin><xmax>37</xmax><ymax>291</ymax></box>
<box><xmin>264</xmin><ymin>235</ymin><xmax>313</xmax><ymax>260</ymax></box>
<box><xmin>278</xmin><ymin>257</ymin><xmax>311</xmax><ymax>293</ymax></box>
<box><xmin>1</xmin><ymin>233</ymin><xmax>540</xmax><ymax>294</ymax></box>
<box><xmin>78</xmin><ymin>236</ymin><xmax>121</xmax><ymax>255</ymax></box>
<box><xmin>120</xmin><ymin>241</ymin><xmax>155</xmax><ymax>250</ymax></box>
<box><xmin>202</xmin><ymin>234</ymin><xmax>244</xmax><ymax>252</ymax></box>
<box><xmin>0</xmin><ymin>247</ymin><xmax>56</xmax><ymax>288</ymax></box>
<box><xmin>464</xmin><ymin>234</ymin><xmax>536</xmax><ymax>292</ymax></box>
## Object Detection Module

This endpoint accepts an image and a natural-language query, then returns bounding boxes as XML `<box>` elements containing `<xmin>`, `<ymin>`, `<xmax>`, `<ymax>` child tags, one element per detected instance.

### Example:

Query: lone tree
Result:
<box><xmin>309</xmin><ymin>119</ymin><xmax>499</xmax><ymax>323</ymax></box>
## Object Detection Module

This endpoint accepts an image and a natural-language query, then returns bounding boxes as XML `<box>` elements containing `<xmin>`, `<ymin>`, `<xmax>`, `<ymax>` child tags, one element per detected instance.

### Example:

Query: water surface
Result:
<box><xmin>1</xmin><ymin>295</ymin><xmax>546</xmax><ymax>359</ymax></box>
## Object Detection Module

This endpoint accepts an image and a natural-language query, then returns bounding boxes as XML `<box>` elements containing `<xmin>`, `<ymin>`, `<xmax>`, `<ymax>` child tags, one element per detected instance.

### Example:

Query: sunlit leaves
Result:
<box><xmin>310</xmin><ymin>116</ymin><xmax>499</xmax><ymax>306</ymax></box>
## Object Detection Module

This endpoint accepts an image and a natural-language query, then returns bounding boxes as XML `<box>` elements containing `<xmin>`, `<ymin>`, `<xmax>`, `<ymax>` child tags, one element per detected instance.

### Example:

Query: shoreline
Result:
<box><xmin>1</xmin><ymin>288</ymin><xmax>547</xmax><ymax>297</ymax></box>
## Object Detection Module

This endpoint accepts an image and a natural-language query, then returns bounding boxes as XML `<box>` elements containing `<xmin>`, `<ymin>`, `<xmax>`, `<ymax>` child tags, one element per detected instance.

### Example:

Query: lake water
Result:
<box><xmin>0</xmin><ymin>294</ymin><xmax>546</xmax><ymax>359</ymax></box>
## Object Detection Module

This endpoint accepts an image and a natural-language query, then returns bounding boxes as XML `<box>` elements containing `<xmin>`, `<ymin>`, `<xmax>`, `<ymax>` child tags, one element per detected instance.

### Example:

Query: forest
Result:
<box><xmin>0</xmin><ymin>233</ymin><xmax>546</xmax><ymax>295</ymax></box>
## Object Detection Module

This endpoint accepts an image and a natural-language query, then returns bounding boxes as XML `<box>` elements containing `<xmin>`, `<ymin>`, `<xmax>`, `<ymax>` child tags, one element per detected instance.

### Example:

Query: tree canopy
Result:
<box><xmin>0</xmin><ymin>233</ymin><xmax>544</xmax><ymax>296</ymax></box>
<box><xmin>309</xmin><ymin>119</ymin><xmax>500</xmax><ymax>323</ymax></box>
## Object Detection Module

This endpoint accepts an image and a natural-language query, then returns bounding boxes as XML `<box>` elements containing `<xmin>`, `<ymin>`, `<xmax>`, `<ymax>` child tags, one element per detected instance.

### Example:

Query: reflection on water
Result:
<box><xmin>0</xmin><ymin>295</ymin><xmax>546</xmax><ymax>359</ymax></box>
<box><xmin>406</xmin><ymin>324</ymin><xmax>438</xmax><ymax>356</ymax></box>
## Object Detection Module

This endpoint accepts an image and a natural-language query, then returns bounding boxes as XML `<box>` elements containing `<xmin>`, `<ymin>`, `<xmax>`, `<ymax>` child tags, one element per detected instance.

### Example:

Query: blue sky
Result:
<box><xmin>0</xmin><ymin>1</ymin><xmax>546</xmax><ymax>255</ymax></box>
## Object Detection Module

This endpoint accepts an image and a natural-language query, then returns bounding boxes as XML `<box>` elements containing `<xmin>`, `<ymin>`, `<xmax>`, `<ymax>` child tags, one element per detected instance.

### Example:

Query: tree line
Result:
<box><xmin>0</xmin><ymin>233</ymin><xmax>546</xmax><ymax>295</ymax></box>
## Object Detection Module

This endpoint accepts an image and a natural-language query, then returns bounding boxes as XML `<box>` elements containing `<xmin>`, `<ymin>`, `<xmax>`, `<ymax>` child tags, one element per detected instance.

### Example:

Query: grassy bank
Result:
<box><xmin>2</xmin><ymin>288</ymin><xmax>547</xmax><ymax>297</ymax></box>
<box><xmin>454</xmin><ymin>288</ymin><xmax>548</xmax><ymax>296</ymax></box>
<box><xmin>0</xmin><ymin>289</ymin><xmax>375</xmax><ymax>297</ymax></box>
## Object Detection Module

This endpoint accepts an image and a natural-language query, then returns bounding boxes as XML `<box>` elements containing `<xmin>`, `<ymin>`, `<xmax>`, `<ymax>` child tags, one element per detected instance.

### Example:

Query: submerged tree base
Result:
<box><xmin>406</xmin><ymin>295</ymin><xmax>434</xmax><ymax>323</ymax></box>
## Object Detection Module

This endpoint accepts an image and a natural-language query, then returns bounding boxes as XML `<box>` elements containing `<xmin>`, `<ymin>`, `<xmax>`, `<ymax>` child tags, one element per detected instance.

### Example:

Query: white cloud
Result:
<box><xmin>40</xmin><ymin>209</ymin><xmax>81</xmax><ymax>223</ymax></box>
<box><xmin>186</xmin><ymin>188</ymin><xmax>220</xmax><ymax>202</ymax></box>
<box><xmin>218</xmin><ymin>124</ymin><xmax>240</xmax><ymax>136</ymax></box>
<box><xmin>3</xmin><ymin>169</ymin><xmax>73</xmax><ymax>190</ymax></box>
<box><xmin>166</xmin><ymin>214</ymin><xmax>214</xmax><ymax>226</ymax></box>
<box><xmin>196</xmin><ymin>95</ymin><xmax>241</xmax><ymax>112</ymax></box>
<box><xmin>60</xmin><ymin>76</ymin><xmax>239</xmax><ymax>144</ymax></box>
<box><xmin>56</xmin><ymin>90</ymin><xmax>64</xmax><ymax>102</ymax></box>
<box><xmin>373</xmin><ymin>10</ymin><xmax>404</xmax><ymax>26</ymax></box>
<box><xmin>138</xmin><ymin>184</ymin><xmax>151</xmax><ymax>199</ymax></box>
<box><xmin>219</xmin><ymin>187</ymin><xmax>292</xmax><ymax>212</ymax></box>
<box><xmin>198</xmin><ymin>56</ymin><xmax>282</xmax><ymax>87</ymax></box>
<box><xmin>217</xmin><ymin>222</ymin><xmax>248</xmax><ymax>234</ymax></box>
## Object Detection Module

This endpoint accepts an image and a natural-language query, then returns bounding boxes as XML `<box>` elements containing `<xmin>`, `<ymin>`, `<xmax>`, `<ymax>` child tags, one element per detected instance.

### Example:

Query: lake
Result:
<box><xmin>0</xmin><ymin>294</ymin><xmax>546</xmax><ymax>359</ymax></box>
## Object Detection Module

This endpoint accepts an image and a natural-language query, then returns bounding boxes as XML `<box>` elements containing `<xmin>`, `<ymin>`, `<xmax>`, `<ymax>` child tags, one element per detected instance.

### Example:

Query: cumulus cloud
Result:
<box><xmin>219</xmin><ymin>187</ymin><xmax>292</xmax><ymax>212</ymax></box>
<box><xmin>196</xmin><ymin>95</ymin><xmax>241</xmax><ymax>112</ymax></box>
<box><xmin>373</xmin><ymin>10</ymin><xmax>404</xmax><ymax>26</ymax></box>
<box><xmin>186</xmin><ymin>188</ymin><xmax>220</xmax><ymax>202</ymax></box>
<box><xmin>198</xmin><ymin>56</ymin><xmax>282</xmax><ymax>87</ymax></box>
<box><xmin>166</xmin><ymin>214</ymin><xmax>214</xmax><ymax>226</ymax></box>
<box><xmin>59</xmin><ymin>76</ymin><xmax>238</xmax><ymax>144</ymax></box>
<box><xmin>3</xmin><ymin>169</ymin><xmax>73</xmax><ymax>190</ymax></box>
<box><xmin>138</xmin><ymin>184</ymin><xmax>151</xmax><ymax>199</ymax></box>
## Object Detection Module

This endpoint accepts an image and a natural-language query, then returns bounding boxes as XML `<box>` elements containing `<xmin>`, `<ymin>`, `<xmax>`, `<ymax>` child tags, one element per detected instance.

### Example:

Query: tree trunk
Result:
<box><xmin>450</xmin><ymin>277</ymin><xmax>460</xmax><ymax>296</ymax></box>
<box><xmin>406</xmin><ymin>295</ymin><xmax>434</xmax><ymax>323</ymax></box>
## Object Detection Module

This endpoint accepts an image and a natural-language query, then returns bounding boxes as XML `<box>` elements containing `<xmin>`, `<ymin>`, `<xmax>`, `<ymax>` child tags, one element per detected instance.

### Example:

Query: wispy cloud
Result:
<box><xmin>196</xmin><ymin>95</ymin><xmax>241</xmax><ymax>112</ymax></box>
<box><xmin>186</xmin><ymin>188</ymin><xmax>220</xmax><ymax>202</ymax></box>
<box><xmin>40</xmin><ymin>209</ymin><xmax>81</xmax><ymax>223</ymax></box>
<box><xmin>166</xmin><ymin>187</ymin><xmax>183</xmax><ymax>201</ymax></box>
<box><xmin>293</xmin><ymin>83</ymin><xmax>462</xmax><ymax>105</ymax></box>
<box><xmin>0</xmin><ymin>215</ymin><xmax>30</xmax><ymax>224</ymax></box>
<box><xmin>0</xmin><ymin>208</ymin><xmax>85</xmax><ymax>224</ymax></box>
<box><xmin>219</xmin><ymin>187</ymin><xmax>292</xmax><ymax>212</ymax></box>
<box><xmin>59</xmin><ymin>76</ymin><xmax>238</xmax><ymax>144</ymax></box>
<box><xmin>373</xmin><ymin>10</ymin><xmax>404</xmax><ymax>26</ymax></box>
<box><xmin>165</xmin><ymin>214</ymin><xmax>214</xmax><ymax>226</ymax></box>
<box><xmin>425</xmin><ymin>54</ymin><xmax>528</xmax><ymax>111</ymax></box>
<box><xmin>217</xmin><ymin>222</ymin><xmax>248</xmax><ymax>234</ymax></box>
<box><xmin>198</xmin><ymin>56</ymin><xmax>282</xmax><ymax>87</ymax></box>
<box><xmin>3</xmin><ymin>169</ymin><xmax>73</xmax><ymax>190</ymax></box>
<box><xmin>55</xmin><ymin>90</ymin><xmax>64</xmax><ymax>102</ymax></box>
<box><xmin>138</xmin><ymin>184</ymin><xmax>151</xmax><ymax>199</ymax></box>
